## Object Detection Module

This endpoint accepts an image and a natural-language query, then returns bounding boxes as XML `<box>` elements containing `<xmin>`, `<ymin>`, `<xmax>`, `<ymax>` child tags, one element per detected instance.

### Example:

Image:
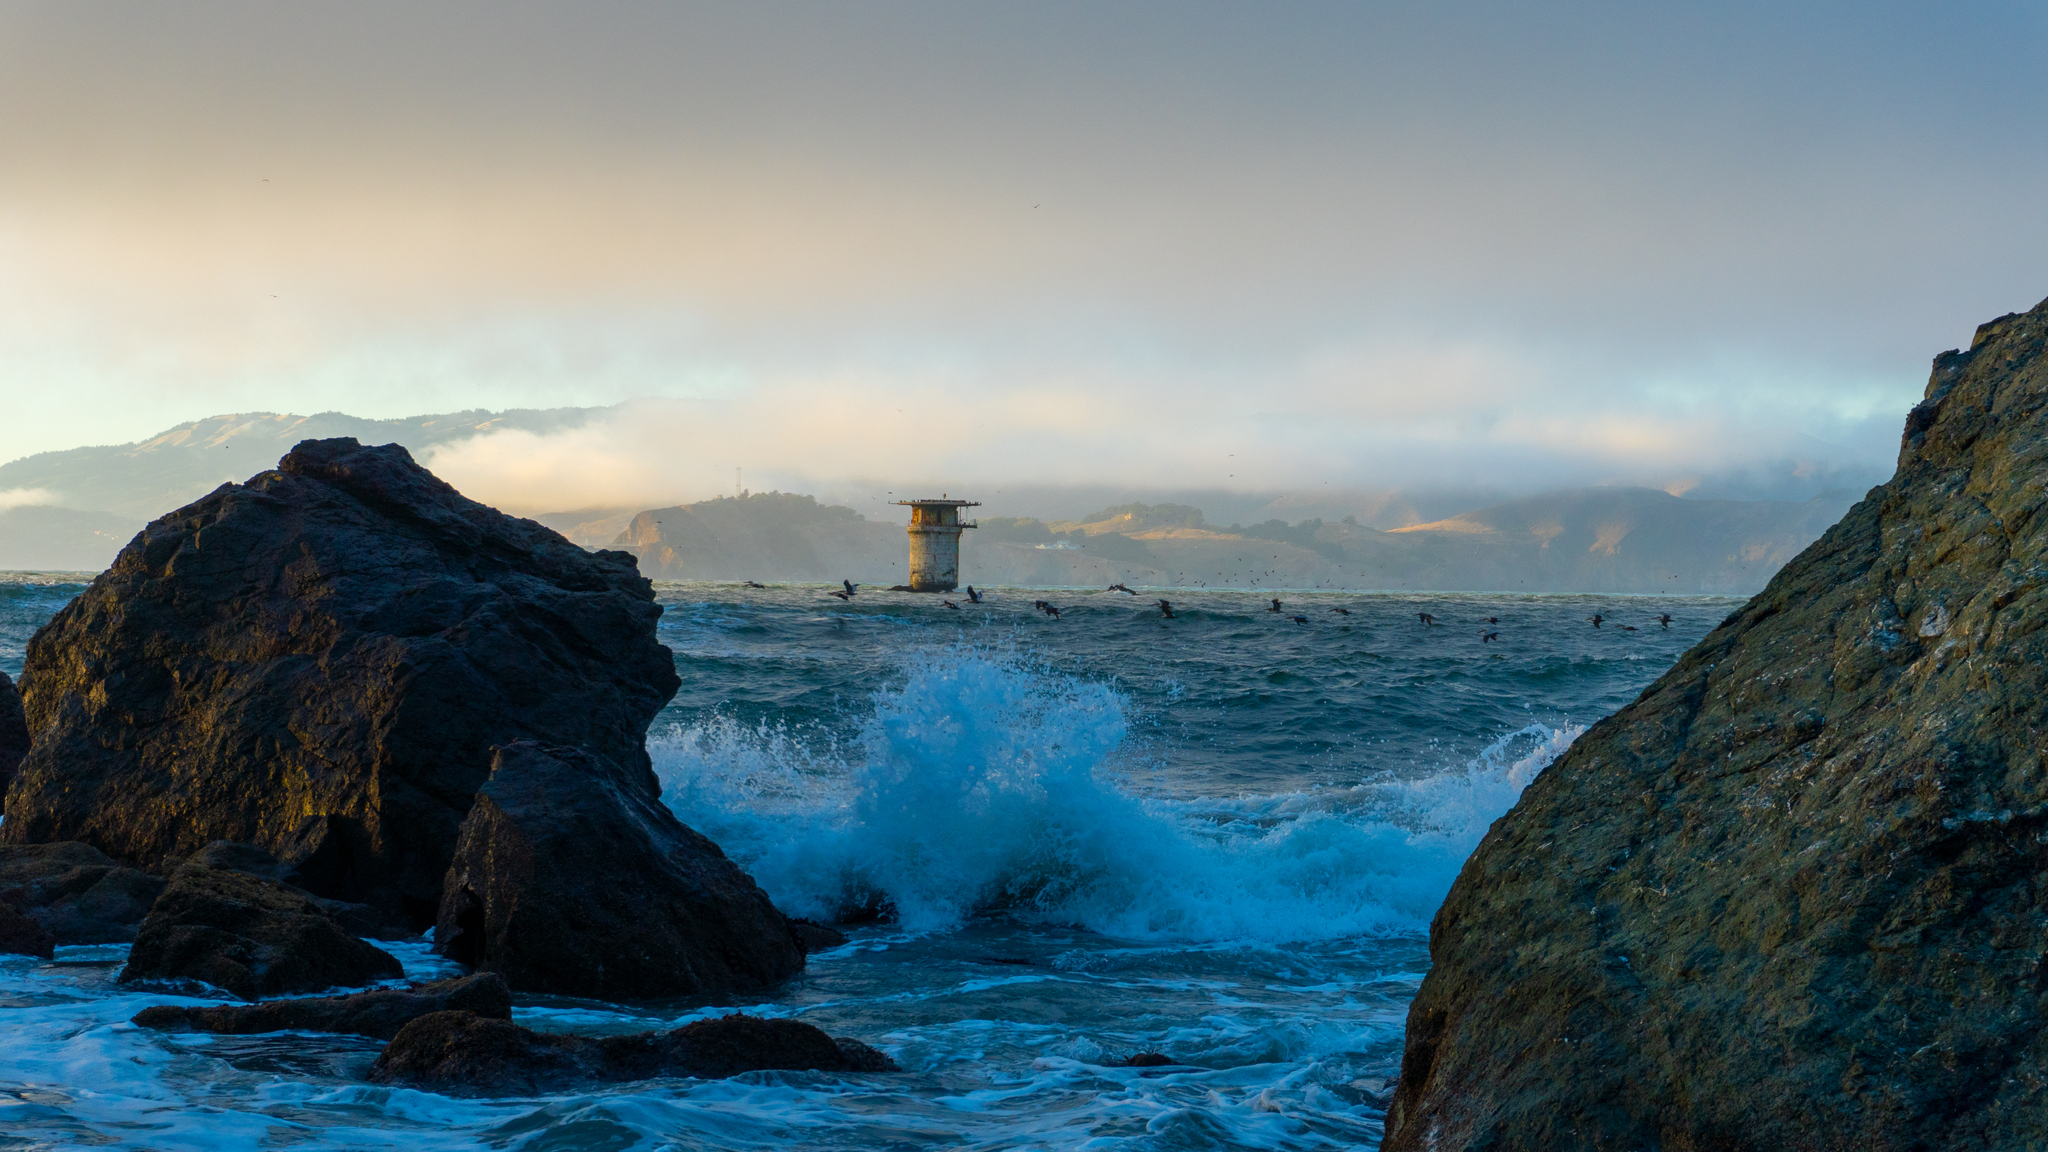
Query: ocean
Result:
<box><xmin>0</xmin><ymin>575</ymin><xmax>1735</xmax><ymax>1151</ymax></box>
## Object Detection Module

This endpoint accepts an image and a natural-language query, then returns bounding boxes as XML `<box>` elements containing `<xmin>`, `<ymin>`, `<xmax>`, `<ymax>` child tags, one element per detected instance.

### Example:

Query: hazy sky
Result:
<box><xmin>4</xmin><ymin>1</ymin><xmax>2046</xmax><ymax>509</ymax></box>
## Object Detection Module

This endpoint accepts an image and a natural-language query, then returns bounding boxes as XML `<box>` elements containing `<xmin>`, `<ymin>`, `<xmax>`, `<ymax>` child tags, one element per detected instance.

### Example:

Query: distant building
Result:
<box><xmin>893</xmin><ymin>497</ymin><xmax>978</xmax><ymax>591</ymax></box>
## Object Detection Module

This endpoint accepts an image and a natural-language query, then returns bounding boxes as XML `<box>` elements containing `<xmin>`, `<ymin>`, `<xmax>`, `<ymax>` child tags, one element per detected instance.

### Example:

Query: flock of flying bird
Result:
<box><xmin>806</xmin><ymin>579</ymin><xmax>1677</xmax><ymax>637</ymax></box>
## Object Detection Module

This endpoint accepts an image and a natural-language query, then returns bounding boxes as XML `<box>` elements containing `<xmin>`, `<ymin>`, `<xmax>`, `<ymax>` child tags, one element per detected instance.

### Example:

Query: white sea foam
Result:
<box><xmin>654</xmin><ymin>647</ymin><xmax>1580</xmax><ymax>943</ymax></box>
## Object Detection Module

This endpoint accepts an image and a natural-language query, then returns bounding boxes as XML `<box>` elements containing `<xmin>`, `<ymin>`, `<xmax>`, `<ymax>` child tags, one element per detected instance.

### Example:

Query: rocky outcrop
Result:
<box><xmin>369</xmin><ymin>1011</ymin><xmax>896</xmax><ymax>1096</ymax></box>
<box><xmin>120</xmin><ymin>861</ymin><xmax>402</xmax><ymax>999</ymax></box>
<box><xmin>1385</xmin><ymin>299</ymin><xmax>2048</xmax><ymax>1150</ymax></box>
<box><xmin>0</xmin><ymin>900</ymin><xmax>55</xmax><ymax>959</ymax></box>
<box><xmin>0</xmin><ymin>842</ymin><xmax>165</xmax><ymax>944</ymax></box>
<box><xmin>2</xmin><ymin>438</ymin><xmax>680</xmax><ymax>926</ymax></box>
<box><xmin>185</xmin><ymin>840</ymin><xmax>406</xmax><ymax>939</ymax></box>
<box><xmin>131</xmin><ymin>973</ymin><xmax>509</xmax><ymax>1039</ymax></box>
<box><xmin>0</xmin><ymin>671</ymin><xmax>25</xmax><ymax>811</ymax></box>
<box><xmin>435</xmin><ymin>740</ymin><xmax>805</xmax><ymax>998</ymax></box>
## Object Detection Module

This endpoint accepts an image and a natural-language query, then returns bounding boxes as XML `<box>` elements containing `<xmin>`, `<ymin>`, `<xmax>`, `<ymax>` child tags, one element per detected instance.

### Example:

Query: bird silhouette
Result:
<box><xmin>1269</xmin><ymin>598</ymin><xmax>1282</xmax><ymax>612</ymax></box>
<box><xmin>1619</xmin><ymin>625</ymin><xmax>1638</xmax><ymax>631</ymax></box>
<box><xmin>1588</xmin><ymin>614</ymin><xmax>1604</xmax><ymax>628</ymax></box>
<box><xmin>843</xmin><ymin>579</ymin><xmax>858</xmax><ymax>596</ymax></box>
<box><xmin>967</xmin><ymin>586</ymin><xmax>983</xmax><ymax>603</ymax></box>
<box><xmin>1484</xmin><ymin>616</ymin><xmax>1499</xmax><ymax>625</ymax></box>
<box><xmin>943</xmin><ymin>600</ymin><xmax>960</xmax><ymax>609</ymax></box>
<box><xmin>1290</xmin><ymin>615</ymin><xmax>1309</xmax><ymax>625</ymax></box>
<box><xmin>1656</xmin><ymin>613</ymin><xmax>1673</xmax><ymax>629</ymax></box>
<box><xmin>1481</xmin><ymin>630</ymin><xmax>1500</xmax><ymax>642</ymax></box>
<box><xmin>1418</xmin><ymin>613</ymin><xmax>1436</xmax><ymax>625</ymax></box>
<box><xmin>828</xmin><ymin>590</ymin><xmax>852</xmax><ymax>601</ymax></box>
<box><xmin>744</xmin><ymin>580</ymin><xmax>766</xmax><ymax>588</ymax></box>
<box><xmin>1329</xmin><ymin>607</ymin><xmax>1350</xmax><ymax>615</ymax></box>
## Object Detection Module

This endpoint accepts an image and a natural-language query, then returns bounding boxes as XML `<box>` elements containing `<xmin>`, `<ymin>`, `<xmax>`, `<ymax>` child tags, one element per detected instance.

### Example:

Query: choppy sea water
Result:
<box><xmin>0</xmin><ymin>574</ymin><xmax>1736</xmax><ymax>1151</ymax></box>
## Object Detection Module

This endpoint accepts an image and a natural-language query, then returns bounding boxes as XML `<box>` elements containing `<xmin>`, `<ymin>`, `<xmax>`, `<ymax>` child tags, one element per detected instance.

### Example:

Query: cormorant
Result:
<box><xmin>1588</xmin><ymin>614</ymin><xmax>1604</xmax><ymax>628</ymax></box>
<box><xmin>1109</xmin><ymin>582</ymin><xmax>1136</xmax><ymax>595</ymax></box>
<box><xmin>743</xmin><ymin>580</ymin><xmax>766</xmax><ymax>588</ymax></box>
<box><xmin>1656</xmin><ymin>613</ymin><xmax>1673</xmax><ymax>629</ymax></box>
<box><xmin>1329</xmin><ymin>607</ymin><xmax>1350</xmax><ymax>615</ymax></box>
<box><xmin>1269</xmin><ymin>598</ymin><xmax>1282</xmax><ymax>612</ymax></box>
<box><xmin>828</xmin><ymin>590</ymin><xmax>852</xmax><ymax>601</ymax></box>
<box><xmin>1418</xmin><ymin>612</ymin><xmax>1436</xmax><ymax>625</ymax></box>
<box><xmin>943</xmin><ymin>600</ymin><xmax>960</xmax><ymax>609</ymax></box>
<box><xmin>1290</xmin><ymin>615</ymin><xmax>1309</xmax><ymax>625</ymax></box>
<box><xmin>843</xmin><ymin>579</ymin><xmax>858</xmax><ymax>596</ymax></box>
<box><xmin>1158</xmin><ymin>599</ymin><xmax>1175</xmax><ymax>618</ymax></box>
<box><xmin>1481</xmin><ymin>630</ymin><xmax>1500</xmax><ymax>642</ymax></box>
<box><xmin>967</xmin><ymin>586</ymin><xmax>983</xmax><ymax>603</ymax></box>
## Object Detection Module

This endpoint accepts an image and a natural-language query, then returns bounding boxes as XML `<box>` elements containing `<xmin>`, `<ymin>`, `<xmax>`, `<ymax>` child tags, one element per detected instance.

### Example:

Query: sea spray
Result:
<box><xmin>654</xmin><ymin>647</ymin><xmax>1583</xmax><ymax>942</ymax></box>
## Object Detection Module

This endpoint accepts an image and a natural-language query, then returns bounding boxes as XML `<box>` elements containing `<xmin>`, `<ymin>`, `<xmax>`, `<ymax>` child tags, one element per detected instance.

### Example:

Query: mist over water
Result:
<box><xmin>0</xmin><ymin>576</ymin><xmax>1734</xmax><ymax>1149</ymax></box>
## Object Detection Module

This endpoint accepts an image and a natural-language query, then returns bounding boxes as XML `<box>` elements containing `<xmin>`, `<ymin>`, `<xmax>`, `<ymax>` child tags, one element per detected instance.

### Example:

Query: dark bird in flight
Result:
<box><xmin>1329</xmin><ymin>607</ymin><xmax>1350</xmax><ymax>615</ymax></box>
<box><xmin>1656</xmin><ymin>613</ymin><xmax>1673</xmax><ymax>629</ymax></box>
<box><xmin>1269</xmin><ymin>598</ymin><xmax>1283</xmax><ymax>612</ymax></box>
<box><xmin>1157</xmin><ymin>599</ymin><xmax>1175</xmax><ymax>618</ymax></box>
<box><xmin>1290</xmin><ymin>615</ymin><xmax>1309</xmax><ymax>625</ymax></box>
<box><xmin>744</xmin><ymin>580</ymin><xmax>766</xmax><ymax>588</ymax></box>
<box><xmin>1481</xmin><ymin>630</ymin><xmax>1500</xmax><ymax>642</ymax></box>
<box><xmin>943</xmin><ymin>600</ymin><xmax>960</xmax><ymax>609</ymax></box>
<box><xmin>1418</xmin><ymin>613</ymin><xmax>1436</xmax><ymax>625</ymax></box>
<box><xmin>1588</xmin><ymin>613</ymin><xmax>1604</xmax><ymax>628</ymax></box>
<box><xmin>1041</xmin><ymin>604</ymin><xmax>1061</xmax><ymax>619</ymax></box>
<box><xmin>1619</xmin><ymin>625</ymin><xmax>1638</xmax><ymax>631</ymax></box>
<box><xmin>967</xmin><ymin>586</ymin><xmax>983</xmax><ymax>603</ymax></box>
<box><xmin>843</xmin><ymin>579</ymin><xmax>858</xmax><ymax>596</ymax></box>
<box><xmin>1484</xmin><ymin>616</ymin><xmax>1499</xmax><ymax>625</ymax></box>
<box><xmin>828</xmin><ymin>590</ymin><xmax>853</xmax><ymax>601</ymax></box>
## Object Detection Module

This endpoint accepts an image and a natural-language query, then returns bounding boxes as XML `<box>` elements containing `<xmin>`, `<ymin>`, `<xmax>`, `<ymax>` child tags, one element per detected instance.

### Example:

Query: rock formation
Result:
<box><xmin>0</xmin><ymin>842</ymin><xmax>165</xmax><ymax>943</ymax></box>
<box><xmin>0</xmin><ymin>900</ymin><xmax>55</xmax><ymax>959</ymax></box>
<box><xmin>0</xmin><ymin>671</ymin><xmax>25</xmax><ymax>811</ymax></box>
<box><xmin>435</xmin><ymin>740</ymin><xmax>806</xmax><ymax>998</ymax></box>
<box><xmin>1385</xmin><ymin>298</ymin><xmax>2048</xmax><ymax>1150</ymax></box>
<box><xmin>369</xmin><ymin>1011</ymin><xmax>896</xmax><ymax>1095</ymax></box>
<box><xmin>2</xmin><ymin>438</ymin><xmax>681</xmax><ymax>926</ymax></box>
<box><xmin>185</xmin><ymin>840</ymin><xmax>406</xmax><ymax>939</ymax></box>
<box><xmin>120</xmin><ymin>860</ymin><xmax>402</xmax><ymax>999</ymax></box>
<box><xmin>131</xmin><ymin>973</ymin><xmax>510</xmax><ymax>1039</ymax></box>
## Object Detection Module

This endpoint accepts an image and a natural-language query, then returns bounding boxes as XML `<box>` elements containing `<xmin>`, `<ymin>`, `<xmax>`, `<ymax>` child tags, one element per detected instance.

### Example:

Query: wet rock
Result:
<box><xmin>131</xmin><ymin>973</ymin><xmax>509</xmax><ymax>1039</ymax></box>
<box><xmin>120</xmin><ymin>861</ymin><xmax>402</xmax><ymax>1000</ymax></box>
<box><xmin>0</xmin><ymin>900</ymin><xmax>54</xmax><ymax>959</ymax></box>
<box><xmin>1</xmin><ymin>438</ymin><xmax>680</xmax><ymax>927</ymax></box>
<box><xmin>788</xmin><ymin>919</ymin><xmax>848</xmax><ymax>953</ymax></box>
<box><xmin>0</xmin><ymin>671</ymin><xmax>25</xmax><ymax>813</ymax></box>
<box><xmin>1124</xmin><ymin>1052</ymin><xmax>1175</xmax><ymax>1068</ymax></box>
<box><xmin>0</xmin><ymin>841</ymin><xmax>165</xmax><ymax>944</ymax></box>
<box><xmin>435</xmin><ymin>740</ymin><xmax>804</xmax><ymax>998</ymax></box>
<box><xmin>368</xmin><ymin>1010</ymin><xmax>897</xmax><ymax>1096</ymax></box>
<box><xmin>1385</xmin><ymin>297</ymin><xmax>2048</xmax><ymax>1151</ymax></box>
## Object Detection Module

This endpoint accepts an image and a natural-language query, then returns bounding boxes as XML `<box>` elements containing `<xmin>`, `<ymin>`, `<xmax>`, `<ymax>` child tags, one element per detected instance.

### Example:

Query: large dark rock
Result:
<box><xmin>186</xmin><ymin>840</ymin><xmax>407</xmax><ymax>940</ymax></box>
<box><xmin>0</xmin><ymin>841</ymin><xmax>165</xmax><ymax>943</ymax></box>
<box><xmin>0</xmin><ymin>671</ymin><xmax>25</xmax><ymax>813</ymax></box>
<box><xmin>0</xmin><ymin>900</ymin><xmax>55</xmax><ymax>959</ymax></box>
<box><xmin>369</xmin><ymin>1011</ymin><xmax>896</xmax><ymax>1096</ymax></box>
<box><xmin>1386</xmin><ymin>298</ymin><xmax>2048</xmax><ymax>1150</ymax></box>
<box><xmin>120</xmin><ymin>861</ymin><xmax>402</xmax><ymax>1000</ymax></box>
<box><xmin>1</xmin><ymin>438</ymin><xmax>680</xmax><ymax>926</ymax></box>
<box><xmin>435</xmin><ymin>740</ymin><xmax>805</xmax><ymax>998</ymax></box>
<box><xmin>132</xmin><ymin>973</ymin><xmax>509</xmax><ymax>1039</ymax></box>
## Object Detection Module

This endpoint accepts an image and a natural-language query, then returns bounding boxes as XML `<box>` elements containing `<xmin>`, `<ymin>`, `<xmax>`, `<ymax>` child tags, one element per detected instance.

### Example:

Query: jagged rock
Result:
<box><xmin>0</xmin><ymin>900</ymin><xmax>54</xmax><ymax>959</ymax></box>
<box><xmin>435</xmin><ymin>740</ymin><xmax>804</xmax><ymax>998</ymax></box>
<box><xmin>131</xmin><ymin>973</ymin><xmax>509</xmax><ymax>1039</ymax></box>
<box><xmin>1386</xmin><ymin>298</ymin><xmax>2048</xmax><ymax>1151</ymax></box>
<box><xmin>0</xmin><ymin>671</ymin><xmax>25</xmax><ymax>813</ymax></box>
<box><xmin>120</xmin><ymin>861</ymin><xmax>402</xmax><ymax>1000</ymax></box>
<box><xmin>369</xmin><ymin>1010</ymin><xmax>897</xmax><ymax>1096</ymax></box>
<box><xmin>1</xmin><ymin>438</ymin><xmax>680</xmax><ymax>926</ymax></box>
<box><xmin>0</xmin><ymin>841</ymin><xmax>165</xmax><ymax>944</ymax></box>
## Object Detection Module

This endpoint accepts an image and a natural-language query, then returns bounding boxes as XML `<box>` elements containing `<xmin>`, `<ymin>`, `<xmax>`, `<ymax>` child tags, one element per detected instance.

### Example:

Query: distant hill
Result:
<box><xmin>604</xmin><ymin>487</ymin><xmax>1867</xmax><ymax>593</ymax></box>
<box><xmin>0</xmin><ymin>408</ymin><xmax>601</xmax><ymax>570</ymax></box>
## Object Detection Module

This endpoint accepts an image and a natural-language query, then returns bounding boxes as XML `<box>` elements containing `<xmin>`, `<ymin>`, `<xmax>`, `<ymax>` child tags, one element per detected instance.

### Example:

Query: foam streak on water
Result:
<box><xmin>0</xmin><ymin>578</ymin><xmax>1734</xmax><ymax>1149</ymax></box>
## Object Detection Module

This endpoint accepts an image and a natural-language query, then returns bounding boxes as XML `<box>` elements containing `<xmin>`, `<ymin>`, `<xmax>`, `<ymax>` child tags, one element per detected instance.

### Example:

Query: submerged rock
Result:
<box><xmin>0</xmin><ymin>900</ymin><xmax>55</xmax><ymax>959</ymax></box>
<box><xmin>0</xmin><ymin>841</ymin><xmax>165</xmax><ymax>944</ymax></box>
<box><xmin>1385</xmin><ymin>298</ymin><xmax>2048</xmax><ymax>1150</ymax></box>
<box><xmin>120</xmin><ymin>861</ymin><xmax>402</xmax><ymax>1000</ymax></box>
<box><xmin>1</xmin><ymin>438</ymin><xmax>680</xmax><ymax>926</ymax></box>
<box><xmin>435</xmin><ymin>740</ymin><xmax>805</xmax><ymax>998</ymax></box>
<box><xmin>0</xmin><ymin>671</ymin><xmax>25</xmax><ymax>812</ymax></box>
<box><xmin>131</xmin><ymin>973</ymin><xmax>509</xmax><ymax>1039</ymax></box>
<box><xmin>369</xmin><ymin>1010</ymin><xmax>896</xmax><ymax>1096</ymax></box>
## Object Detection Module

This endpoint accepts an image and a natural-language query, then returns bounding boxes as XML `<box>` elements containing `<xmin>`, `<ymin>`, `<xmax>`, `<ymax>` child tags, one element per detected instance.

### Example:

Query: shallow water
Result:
<box><xmin>0</xmin><ymin>575</ymin><xmax>1735</xmax><ymax>1150</ymax></box>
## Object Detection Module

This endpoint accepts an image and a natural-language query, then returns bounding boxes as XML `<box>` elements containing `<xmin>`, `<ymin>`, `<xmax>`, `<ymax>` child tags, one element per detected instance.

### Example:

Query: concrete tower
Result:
<box><xmin>894</xmin><ymin>497</ymin><xmax>978</xmax><ymax>592</ymax></box>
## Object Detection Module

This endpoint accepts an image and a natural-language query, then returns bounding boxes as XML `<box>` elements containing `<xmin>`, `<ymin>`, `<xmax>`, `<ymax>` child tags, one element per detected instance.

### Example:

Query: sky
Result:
<box><xmin>3</xmin><ymin>1</ymin><xmax>2046</xmax><ymax>512</ymax></box>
